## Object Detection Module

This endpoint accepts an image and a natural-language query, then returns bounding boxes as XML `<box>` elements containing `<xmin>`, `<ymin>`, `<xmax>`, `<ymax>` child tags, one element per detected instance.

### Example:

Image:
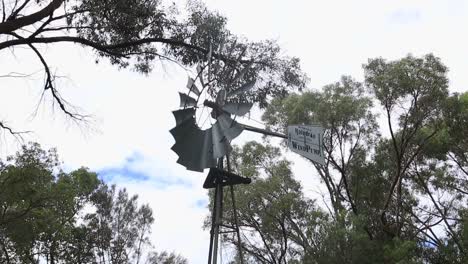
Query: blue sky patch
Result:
<box><xmin>99</xmin><ymin>167</ymin><xmax>150</xmax><ymax>182</ymax></box>
<box><xmin>388</xmin><ymin>8</ymin><xmax>421</xmax><ymax>24</ymax></box>
<box><xmin>98</xmin><ymin>152</ymin><xmax>192</xmax><ymax>189</ymax></box>
<box><xmin>194</xmin><ymin>199</ymin><xmax>208</xmax><ymax>208</ymax></box>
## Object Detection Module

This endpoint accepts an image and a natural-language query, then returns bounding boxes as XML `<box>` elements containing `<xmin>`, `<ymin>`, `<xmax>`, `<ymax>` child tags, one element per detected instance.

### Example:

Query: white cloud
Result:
<box><xmin>1</xmin><ymin>1</ymin><xmax>468</xmax><ymax>263</ymax></box>
<box><xmin>107</xmin><ymin>176</ymin><xmax>210</xmax><ymax>262</ymax></box>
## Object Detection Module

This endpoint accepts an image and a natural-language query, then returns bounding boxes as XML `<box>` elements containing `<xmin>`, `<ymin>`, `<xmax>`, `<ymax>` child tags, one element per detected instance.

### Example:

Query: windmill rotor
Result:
<box><xmin>170</xmin><ymin>51</ymin><xmax>255</xmax><ymax>172</ymax></box>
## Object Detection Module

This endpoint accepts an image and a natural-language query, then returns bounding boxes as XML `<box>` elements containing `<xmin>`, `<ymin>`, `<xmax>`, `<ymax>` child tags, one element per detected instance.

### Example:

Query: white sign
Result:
<box><xmin>287</xmin><ymin>125</ymin><xmax>325</xmax><ymax>165</ymax></box>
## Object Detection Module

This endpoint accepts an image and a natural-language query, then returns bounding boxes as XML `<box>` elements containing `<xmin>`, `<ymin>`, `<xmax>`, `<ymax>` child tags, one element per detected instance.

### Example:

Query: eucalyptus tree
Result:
<box><xmin>146</xmin><ymin>251</ymin><xmax>188</xmax><ymax>264</ymax></box>
<box><xmin>400</xmin><ymin>92</ymin><xmax>468</xmax><ymax>263</ymax></box>
<box><xmin>364</xmin><ymin>54</ymin><xmax>468</xmax><ymax>262</ymax></box>
<box><xmin>263</xmin><ymin>75</ymin><xmax>380</xmax><ymax>223</ymax></box>
<box><xmin>207</xmin><ymin>141</ymin><xmax>328</xmax><ymax>264</ymax></box>
<box><xmin>0</xmin><ymin>143</ymin><xmax>100</xmax><ymax>263</ymax></box>
<box><xmin>0</xmin><ymin>0</ymin><xmax>307</xmax><ymax>135</ymax></box>
<box><xmin>261</xmin><ymin>77</ymin><xmax>414</xmax><ymax>263</ymax></box>
<box><xmin>210</xmin><ymin>140</ymin><xmax>422</xmax><ymax>264</ymax></box>
<box><xmin>80</xmin><ymin>184</ymin><xmax>155</xmax><ymax>264</ymax></box>
<box><xmin>0</xmin><ymin>143</ymin><xmax>184</xmax><ymax>263</ymax></box>
<box><xmin>259</xmin><ymin>54</ymin><xmax>467</xmax><ymax>263</ymax></box>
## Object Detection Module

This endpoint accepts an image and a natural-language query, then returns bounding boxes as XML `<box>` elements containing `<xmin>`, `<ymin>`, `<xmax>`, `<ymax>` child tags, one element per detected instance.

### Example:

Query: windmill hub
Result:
<box><xmin>203</xmin><ymin>100</ymin><xmax>226</xmax><ymax>118</ymax></box>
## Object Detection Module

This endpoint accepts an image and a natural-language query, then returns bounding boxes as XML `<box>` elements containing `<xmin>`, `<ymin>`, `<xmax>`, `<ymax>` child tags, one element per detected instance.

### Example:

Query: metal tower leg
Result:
<box><xmin>207</xmin><ymin>157</ymin><xmax>246</xmax><ymax>264</ymax></box>
<box><xmin>226</xmin><ymin>156</ymin><xmax>245</xmax><ymax>264</ymax></box>
<box><xmin>208</xmin><ymin>159</ymin><xmax>224</xmax><ymax>264</ymax></box>
<box><xmin>207</xmin><ymin>182</ymin><xmax>218</xmax><ymax>264</ymax></box>
<box><xmin>212</xmin><ymin>182</ymin><xmax>223</xmax><ymax>264</ymax></box>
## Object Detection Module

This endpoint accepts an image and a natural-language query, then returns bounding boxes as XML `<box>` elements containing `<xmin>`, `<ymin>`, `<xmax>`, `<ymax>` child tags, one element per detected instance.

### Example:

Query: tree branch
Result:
<box><xmin>382</xmin><ymin>124</ymin><xmax>438</xmax><ymax>224</ymax></box>
<box><xmin>277</xmin><ymin>214</ymin><xmax>288</xmax><ymax>264</ymax></box>
<box><xmin>382</xmin><ymin>105</ymin><xmax>402</xmax><ymax>220</ymax></box>
<box><xmin>8</xmin><ymin>32</ymin><xmax>88</xmax><ymax>121</ymax></box>
<box><xmin>0</xmin><ymin>0</ymin><xmax>64</xmax><ymax>34</ymax></box>
<box><xmin>29</xmin><ymin>13</ymin><xmax>54</xmax><ymax>39</ymax></box>
<box><xmin>415</xmin><ymin>169</ymin><xmax>465</xmax><ymax>255</ymax></box>
<box><xmin>0</xmin><ymin>35</ymin><xmax>252</xmax><ymax>66</ymax></box>
<box><xmin>0</xmin><ymin>121</ymin><xmax>29</xmax><ymax>139</ymax></box>
<box><xmin>8</xmin><ymin>0</ymin><xmax>33</xmax><ymax>21</ymax></box>
<box><xmin>248</xmin><ymin>215</ymin><xmax>277</xmax><ymax>263</ymax></box>
<box><xmin>1</xmin><ymin>0</ymin><xmax>6</xmax><ymax>23</ymax></box>
<box><xmin>448</xmin><ymin>152</ymin><xmax>468</xmax><ymax>177</ymax></box>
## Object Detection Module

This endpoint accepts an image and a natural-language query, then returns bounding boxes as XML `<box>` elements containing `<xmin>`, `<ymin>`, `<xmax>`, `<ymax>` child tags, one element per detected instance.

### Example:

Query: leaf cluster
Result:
<box><xmin>0</xmin><ymin>142</ymin><xmax>186</xmax><ymax>263</ymax></box>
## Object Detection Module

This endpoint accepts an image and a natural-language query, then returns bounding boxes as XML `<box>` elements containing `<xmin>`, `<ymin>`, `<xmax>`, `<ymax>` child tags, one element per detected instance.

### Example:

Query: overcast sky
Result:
<box><xmin>1</xmin><ymin>0</ymin><xmax>468</xmax><ymax>263</ymax></box>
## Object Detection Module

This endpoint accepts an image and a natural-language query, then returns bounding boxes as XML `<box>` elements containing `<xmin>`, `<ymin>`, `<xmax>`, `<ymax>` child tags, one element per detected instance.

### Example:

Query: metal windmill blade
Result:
<box><xmin>170</xmin><ymin>75</ymin><xmax>254</xmax><ymax>172</ymax></box>
<box><xmin>169</xmin><ymin>111</ymin><xmax>244</xmax><ymax>171</ymax></box>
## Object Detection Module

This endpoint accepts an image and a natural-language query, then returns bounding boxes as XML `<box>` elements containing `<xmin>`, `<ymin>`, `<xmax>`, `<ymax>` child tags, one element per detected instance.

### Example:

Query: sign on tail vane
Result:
<box><xmin>287</xmin><ymin>125</ymin><xmax>325</xmax><ymax>165</ymax></box>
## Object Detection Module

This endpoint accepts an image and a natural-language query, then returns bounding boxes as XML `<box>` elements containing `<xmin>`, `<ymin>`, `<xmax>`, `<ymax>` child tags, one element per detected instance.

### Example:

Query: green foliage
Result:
<box><xmin>263</xmin><ymin>76</ymin><xmax>379</xmax><ymax>218</ymax></box>
<box><xmin>0</xmin><ymin>143</ymin><xmax>100</xmax><ymax>263</ymax></box>
<box><xmin>382</xmin><ymin>238</ymin><xmax>418</xmax><ymax>264</ymax></box>
<box><xmin>82</xmin><ymin>184</ymin><xmax>155</xmax><ymax>263</ymax></box>
<box><xmin>222</xmin><ymin>54</ymin><xmax>468</xmax><ymax>263</ymax></box>
<box><xmin>146</xmin><ymin>251</ymin><xmax>188</xmax><ymax>264</ymax></box>
<box><xmin>263</xmin><ymin>76</ymin><xmax>377</xmax><ymax>134</ymax></box>
<box><xmin>0</xmin><ymin>143</ymin><xmax>185</xmax><ymax>263</ymax></box>
<box><xmin>213</xmin><ymin>141</ymin><xmax>425</xmax><ymax>264</ymax></box>
<box><xmin>364</xmin><ymin>54</ymin><xmax>448</xmax><ymax>120</ymax></box>
<box><xmin>443</xmin><ymin>92</ymin><xmax>468</xmax><ymax>170</ymax></box>
<box><xmin>218</xmin><ymin>142</ymin><xmax>327</xmax><ymax>264</ymax></box>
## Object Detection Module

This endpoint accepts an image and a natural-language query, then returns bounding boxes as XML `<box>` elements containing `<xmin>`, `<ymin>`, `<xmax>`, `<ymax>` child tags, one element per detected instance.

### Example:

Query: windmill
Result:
<box><xmin>170</xmin><ymin>47</ymin><xmax>325</xmax><ymax>264</ymax></box>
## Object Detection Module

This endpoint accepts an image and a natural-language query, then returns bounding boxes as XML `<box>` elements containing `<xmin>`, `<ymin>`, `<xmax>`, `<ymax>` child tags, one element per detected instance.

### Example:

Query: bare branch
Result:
<box><xmin>448</xmin><ymin>152</ymin><xmax>468</xmax><ymax>177</ymax></box>
<box><xmin>7</xmin><ymin>32</ymin><xmax>90</xmax><ymax>122</ymax></box>
<box><xmin>0</xmin><ymin>71</ymin><xmax>39</xmax><ymax>78</ymax></box>
<box><xmin>415</xmin><ymin>169</ymin><xmax>465</xmax><ymax>254</ymax></box>
<box><xmin>38</xmin><ymin>25</ymin><xmax>94</xmax><ymax>34</ymax></box>
<box><xmin>28</xmin><ymin>13</ymin><xmax>54</xmax><ymax>39</ymax></box>
<box><xmin>9</xmin><ymin>0</ymin><xmax>33</xmax><ymax>21</ymax></box>
<box><xmin>0</xmin><ymin>0</ymin><xmax>64</xmax><ymax>34</ymax></box>
<box><xmin>382</xmin><ymin>125</ymin><xmax>438</xmax><ymax>224</ymax></box>
<box><xmin>1</xmin><ymin>0</ymin><xmax>6</xmax><ymax>23</ymax></box>
<box><xmin>0</xmin><ymin>121</ymin><xmax>29</xmax><ymax>141</ymax></box>
<box><xmin>0</xmin><ymin>35</ymin><xmax>252</xmax><ymax>66</ymax></box>
<box><xmin>382</xmin><ymin>105</ymin><xmax>402</xmax><ymax>220</ymax></box>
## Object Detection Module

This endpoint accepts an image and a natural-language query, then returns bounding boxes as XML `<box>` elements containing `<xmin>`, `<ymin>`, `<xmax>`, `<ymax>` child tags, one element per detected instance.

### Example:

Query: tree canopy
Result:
<box><xmin>211</xmin><ymin>54</ymin><xmax>468</xmax><ymax>263</ymax></box>
<box><xmin>0</xmin><ymin>0</ymin><xmax>307</xmax><ymax>135</ymax></box>
<box><xmin>0</xmin><ymin>142</ymin><xmax>187</xmax><ymax>263</ymax></box>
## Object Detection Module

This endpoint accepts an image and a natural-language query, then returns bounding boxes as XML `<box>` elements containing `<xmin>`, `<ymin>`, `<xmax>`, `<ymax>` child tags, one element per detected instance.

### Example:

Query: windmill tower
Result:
<box><xmin>170</xmin><ymin>47</ymin><xmax>325</xmax><ymax>264</ymax></box>
<box><xmin>170</xmin><ymin>46</ymin><xmax>256</xmax><ymax>263</ymax></box>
